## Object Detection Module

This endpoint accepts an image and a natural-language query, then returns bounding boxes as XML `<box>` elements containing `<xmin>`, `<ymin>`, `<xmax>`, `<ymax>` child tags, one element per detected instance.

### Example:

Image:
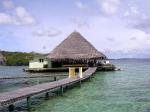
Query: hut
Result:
<box><xmin>0</xmin><ymin>52</ymin><xmax>6</xmax><ymax>65</ymax></box>
<box><xmin>27</xmin><ymin>31</ymin><xmax>116</xmax><ymax>72</ymax></box>
<box><xmin>47</xmin><ymin>31</ymin><xmax>107</xmax><ymax>68</ymax></box>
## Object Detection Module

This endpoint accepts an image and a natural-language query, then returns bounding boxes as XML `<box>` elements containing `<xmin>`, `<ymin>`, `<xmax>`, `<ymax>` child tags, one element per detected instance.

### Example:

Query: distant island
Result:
<box><xmin>0</xmin><ymin>51</ymin><xmax>45</xmax><ymax>66</ymax></box>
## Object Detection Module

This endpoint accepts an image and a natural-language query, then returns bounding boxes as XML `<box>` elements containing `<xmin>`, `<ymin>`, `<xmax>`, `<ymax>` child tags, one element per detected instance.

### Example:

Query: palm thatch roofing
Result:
<box><xmin>0</xmin><ymin>52</ymin><xmax>6</xmax><ymax>65</ymax></box>
<box><xmin>47</xmin><ymin>31</ymin><xmax>107</xmax><ymax>61</ymax></box>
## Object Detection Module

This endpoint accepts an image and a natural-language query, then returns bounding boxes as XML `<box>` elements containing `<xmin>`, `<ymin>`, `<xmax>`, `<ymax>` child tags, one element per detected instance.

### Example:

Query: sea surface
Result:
<box><xmin>0</xmin><ymin>59</ymin><xmax>150</xmax><ymax>112</ymax></box>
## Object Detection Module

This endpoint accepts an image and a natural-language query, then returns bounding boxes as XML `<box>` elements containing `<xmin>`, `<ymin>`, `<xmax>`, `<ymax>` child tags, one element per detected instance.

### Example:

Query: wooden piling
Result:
<box><xmin>54</xmin><ymin>76</ymin><xmax>57</xmax><ymax>81</ymax></box>
<box><xmin>60</xmin><ymin>86</ymin><xmax>64</xmax><ymax>96</ymax></box>
<box><xmin>8</xmin><ymin>104</ymin><xmax>15</xmax><ymax>112</ymax></box>
<box><xmin>27</xmin><ymin>96</ymin><xmax>31</xmax><ymax>109</ymax></box>
<box><xmin>45</xmin><ymin>92</ymin><xmax>49</xmax><ymax>99</ymax></box>
<box><xmin>79</xmin><ymin>80</ymin><xmax>81</xmax><ymax>87</ymax></box>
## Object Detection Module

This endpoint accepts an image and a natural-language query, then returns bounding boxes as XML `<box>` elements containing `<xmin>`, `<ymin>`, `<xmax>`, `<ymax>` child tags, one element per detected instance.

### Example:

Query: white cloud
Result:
<box><xmin>123</xmin><ymin>6</ymin><xmax>150</xmax><ymax>34</ymax></box>
<box><xmin>75</xmin><ymin>1</ymin><xmax>87</xmax><ymax>9</ymax></box>
<box><xmin>0</xmin><ymin>13</ymin><xmax>12</xmax><ymax>24</ymax></box>
<box><xmin>130</xmin><ymin>7</ymin><xmax>139</xmax><ymax>14</ymax></box>
<box><xmin>15</xmin><ymin>6</ymin><xmax>35</xmax><ymax>25</ymax></box>
<box><xmin>124</xmin><ymin>6</ymin><xmax>139</xmax><ymax>17</ymax></box>
<box><xmin>75</xmin><ymin>15</ymin><xmax>150</xmax><ymax>58</ymax></box>
<box><xmin>0</xmin><ymin>1</ymin><xmax>35</xmax><ymax>25</ymax></box>
<box><xmin>97</xmin><ymin>0</ymin><xmax>120</xmax><ymax>15</ymax></box>
<box><xmin>2</xmin><ymin>0</ymin><xmax>15</xmax><ymax>9</ymax></box>
<box><xmin>32</xmin><ymin>27</ymin><xmax>62</xmax><ymax>37</ymax></box>
<box><xmin>71</xmin><ymin>17</ymin><xmax>89</xmax><ymax>29</ymax></box>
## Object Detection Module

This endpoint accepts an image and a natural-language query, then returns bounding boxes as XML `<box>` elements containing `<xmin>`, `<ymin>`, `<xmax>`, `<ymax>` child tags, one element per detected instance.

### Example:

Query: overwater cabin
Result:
<box><xmin>47</xmin><ymin>31</ymin><xmax>107</xmax><ymax>68</ymax></box>
<box><xmin>28</xmin><ymin>31</ymin><xmax>115</xmax><ymax>71</ymax></box>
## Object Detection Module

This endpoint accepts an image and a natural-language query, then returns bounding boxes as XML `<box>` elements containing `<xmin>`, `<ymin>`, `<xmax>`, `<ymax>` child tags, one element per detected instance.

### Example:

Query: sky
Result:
<box><xmin>0</xmin><ymin>0</ymin><xmax>150</xmax><ymax>59</ymax></box>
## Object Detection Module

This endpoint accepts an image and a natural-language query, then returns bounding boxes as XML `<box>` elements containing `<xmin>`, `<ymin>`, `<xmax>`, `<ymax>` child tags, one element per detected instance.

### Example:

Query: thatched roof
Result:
<box><xmin>47</xmin><ymin>31</ymin><xmax>107</xmax><ymax>61</ymax></box>
<box><xmin>0</xmin><ymin>52</ymin><xmax>6</xmax><ymax>65</ymax></box>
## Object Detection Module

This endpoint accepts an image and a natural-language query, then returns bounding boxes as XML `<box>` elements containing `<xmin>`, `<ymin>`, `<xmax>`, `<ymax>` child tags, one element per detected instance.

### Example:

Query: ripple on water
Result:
<box><xmin>1</xmin><ymin>59</ymin><xmax>150</xmax><ymax>112</ymax></box>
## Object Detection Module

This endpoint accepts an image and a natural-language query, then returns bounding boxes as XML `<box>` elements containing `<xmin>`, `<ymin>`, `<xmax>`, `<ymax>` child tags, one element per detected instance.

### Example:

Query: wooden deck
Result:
<box><xmin>0</xmin><ymin>75</ymin><xmax>67</xmax><ymax>80</ymax></box>
<box><xmin>0</xmin><ymin>67</ymin><xmax>97</xmax><ymax>110</ymax></box>
<box><xmin>24</xmin><ymin>67</ymin><xmax>88</xmax><ymax>72</ymax></box>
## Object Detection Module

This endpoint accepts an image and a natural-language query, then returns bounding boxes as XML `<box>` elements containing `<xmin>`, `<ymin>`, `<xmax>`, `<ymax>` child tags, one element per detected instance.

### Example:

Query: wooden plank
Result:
<box><xmin>0</xmin><ymin>67</ymin><xmax>97</xmax><ymax>107</ymax></box>
<box><xmin>0</xmin><ymin>75</ymin><xmax>67</xmax><ymax>80</ymax></box>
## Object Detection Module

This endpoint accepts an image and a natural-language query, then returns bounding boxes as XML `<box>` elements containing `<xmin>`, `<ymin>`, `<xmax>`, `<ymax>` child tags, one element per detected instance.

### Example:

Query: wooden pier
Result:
<box><xmin>23</xmin><ymin>67</ymin><xmax>88</xmax><ymax>73</ymax></box>
<box><xmin>0</xmin><ymin>75</ymin><xmax>67</xmax><ymax>80</ymax></box>
<box><xmin>0</xmin><ymin>67</ymin><xmax>97</xmax><ymax>111</ymax></box>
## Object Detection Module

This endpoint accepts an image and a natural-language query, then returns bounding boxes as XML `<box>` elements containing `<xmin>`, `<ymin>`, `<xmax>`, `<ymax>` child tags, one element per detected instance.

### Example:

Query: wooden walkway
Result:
<box><xmin>0</xmin><ymin>67</ymin><xmax>97</xmax><ymax>110</ymax></box>
<box><xmin>24</xmin><ymin>67</ymin><xmax>88</xmax><ymax>72</ymax></box>
<box><xmin>0</xmin><ymin>75</ymin><xmax>67</xmax><ymax>80</ymax></box>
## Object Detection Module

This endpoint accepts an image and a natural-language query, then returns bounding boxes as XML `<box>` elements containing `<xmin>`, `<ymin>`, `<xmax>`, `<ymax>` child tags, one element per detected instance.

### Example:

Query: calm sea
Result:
<box><xmin>0</xmin><ymin>59</ymin><xmax>150</xmax><ymax>112</ymax></box>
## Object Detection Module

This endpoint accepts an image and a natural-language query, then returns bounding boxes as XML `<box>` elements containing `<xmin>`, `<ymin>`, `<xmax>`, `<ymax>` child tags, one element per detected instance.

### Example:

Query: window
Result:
<box><xmin>39</xmin><ymin>59</ymin><xmax>44</xmax><ymax>63</ymax></box>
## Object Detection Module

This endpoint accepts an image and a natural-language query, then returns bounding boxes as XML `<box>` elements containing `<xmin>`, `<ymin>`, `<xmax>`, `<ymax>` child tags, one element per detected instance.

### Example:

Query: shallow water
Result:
<box><xmin>1</xmin><ymin>59</ymin><xmax>150</xmax><ymax>112</ymax></box>
<box><xmin>0</xmin><ymin>66</ymin><xmax>67</xmax><ymax>93</ymax></box>
<box><xmin>33</xmin><ymin>59</ymin><xmax>150</xmax><ymax>112</ymax></box>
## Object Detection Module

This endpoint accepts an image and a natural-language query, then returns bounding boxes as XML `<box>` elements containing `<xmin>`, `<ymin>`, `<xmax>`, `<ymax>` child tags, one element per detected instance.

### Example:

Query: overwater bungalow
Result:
<box><xmin>27</xmin><ymin>31</ymin><xmax>115</xmax><ymax>72</ymax></box>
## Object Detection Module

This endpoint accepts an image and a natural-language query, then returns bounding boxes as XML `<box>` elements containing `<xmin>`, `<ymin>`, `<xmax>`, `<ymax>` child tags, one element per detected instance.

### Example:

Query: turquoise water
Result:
<box><xmin>33</xmin><ymin>59</ymin><xmax>150</xmax><ymax>112</ymax></box>
<box><xmin>0</xmin><ymin>66</ymin><xmax>67</xmax><ymax>93</ymax></box>
<box><xmin>1</xmin><ymin>59</ymin><xmax>150</xmax><ymax>112</ymax></box>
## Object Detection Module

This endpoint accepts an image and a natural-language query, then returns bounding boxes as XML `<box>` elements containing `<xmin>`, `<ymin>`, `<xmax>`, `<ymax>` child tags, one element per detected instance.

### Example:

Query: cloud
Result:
<box><xmin>131</xmin><ymin>18</ymin><xmax>150</xmax><ymax>34</ymax></box>
<box><xmin>123</xmin><ymin>5</ymin><xmax>150</xmax><ymax>34</ymax></box>
<box><xmin>0</xmin><ymin>0</ymin><xmax>35</xmax><ymax>25</ymax></box>
<box><xmin>123</xmin><ymin>6</ymin><xmax>140</xmax><ymax>19</ymax></box>
<box><xmin>130</xmin><ymin>37</ymin><xmax>137</xmax><ymax>40</ymax></box>
<box><xmin>15</xmin><ymin>6</ymin><xmax>35</xmax><ymax>25</ymax></box>
<box><xmin>71</xmin><ymin>17</ymin><xmax>89</xmax><ymax>28</ymax></box>
<box><xmin>32</xmin><ymin>27</ymin><xmax>62</xmax><ymax>37</ymax></box>
<box><xmin>2</xmin><ymin>0</ymin><xmax>15</xmax><ymax>9</ymax></box>
<box><xmin>0</xmin><ymin>13</ymin><xmax>12</xmax><ymax>24</ymax></box>
<box><xmin>104</xmin><ymin>45</ymin><xmax>150</xmax><ymax>59</ymax></box>
<box><xmin>42</xmin><ymin>46</ymin><xmax>47</xmax><ymax>50</ymax></box>
<box><xmin>75</xmin><ymin>1</ymin><xmax>87</xmax><ymax>9</ymax></box>
<box><xmin>106</xmin><ymin>37</ymin><xmax>115</xmax><ymax>41</ymax></box>
<box><xmin>97</xmin><ymin>0</ymin><xmax>120</xmax><ymax>16</ymax></box>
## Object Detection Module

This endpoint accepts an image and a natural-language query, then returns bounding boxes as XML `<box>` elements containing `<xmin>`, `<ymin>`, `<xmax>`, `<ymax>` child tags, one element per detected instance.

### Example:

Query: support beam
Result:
<box><xmin>27</xmin><ymin>96</ymin><xmax>31</xmax><ymax>109</ymax></box>
<box><xmin>69</xmin><ymin>67</ymin><xmax>75</xmax><ymax>78</ymax></box>
<box><xmin>79</xmin><ymin>67</ymin><xmax>83</xmax><ymax>78</ymax></box>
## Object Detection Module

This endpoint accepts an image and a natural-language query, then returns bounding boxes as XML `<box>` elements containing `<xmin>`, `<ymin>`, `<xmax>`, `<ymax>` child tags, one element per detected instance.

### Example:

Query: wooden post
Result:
<box><xmin>79</xmin><ymin>67</ymin><xmax>83</xmax><ymax>78</ymax></box>
<box><xmin>60</xmin><ymin>86</ymin><xmax>63</xmax><ymax>96</ymax></box>
<box><xmin>79</xmin><ymin>80</ymin><xmax>81</xmax><ymax>87</ymax></box>
<box><xmin>89</xmin><ymin>75</ymin><xmax>92</xmax><ymax>81</ymax></box>
<box><xmin>27</xmin><ymin>96</ymin><xmax>31</xmax><ymax>109</ymax></box>
<box><xmin>54</xmin><ymin>76</ymin><xmax>57</xmax><ymax>81</ymax></box>
<box><xmin>45</xmin><ymin>92</ymin><xmax>49</xmax><ymax>99</ymax></box>
<box><xmin>69</xmin><ymin>67</ymin><xmax>75</xmax><ymax>78</ymax></box>
<box><xmin>8</xmin><ymin>104</ymin><xmax>15</xmax><ymax>112</ymax></box>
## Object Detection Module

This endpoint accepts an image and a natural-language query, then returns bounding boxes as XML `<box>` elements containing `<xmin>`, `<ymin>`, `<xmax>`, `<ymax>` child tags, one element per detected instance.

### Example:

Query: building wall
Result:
<box><xmin>29</xmin><ymin>61</ymin><xmax>44</xmax><ymax>68</ymax></box>
<box><xmin>47</xmin><ymin>60</ymin><xmax>52</xmax><ymax>68</ymax></box>
<box><xmin>29</xmin><ymin>58</ymin><xmax>52</xmax><ymax>68</ymax></box>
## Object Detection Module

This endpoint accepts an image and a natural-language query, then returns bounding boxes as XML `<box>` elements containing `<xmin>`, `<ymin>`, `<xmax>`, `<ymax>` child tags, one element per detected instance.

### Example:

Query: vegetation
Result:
<box><xmin>2</xmin><ymin>51</ymin><xmax>46</xmax><ymax>66</ymax></box>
